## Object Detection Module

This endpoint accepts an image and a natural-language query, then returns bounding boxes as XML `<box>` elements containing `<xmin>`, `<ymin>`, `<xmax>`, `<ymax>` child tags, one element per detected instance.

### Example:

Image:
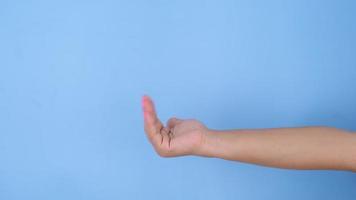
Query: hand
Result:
<box><xmin>142</xmin><ymin>95</ymin><xmax>209</xmax><ymax>157</ymax></box>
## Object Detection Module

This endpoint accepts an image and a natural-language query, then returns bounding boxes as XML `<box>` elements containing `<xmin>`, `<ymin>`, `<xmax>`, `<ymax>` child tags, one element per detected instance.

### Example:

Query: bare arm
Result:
<box><xmin>200</xmin><ymin>127</ymin><xmax>356</xmax><ymax>171</ymax></box>
<box><xmin>142</xmin><ymin>95</ymin><xmax>356</xmax><ymax>172</ymax></box>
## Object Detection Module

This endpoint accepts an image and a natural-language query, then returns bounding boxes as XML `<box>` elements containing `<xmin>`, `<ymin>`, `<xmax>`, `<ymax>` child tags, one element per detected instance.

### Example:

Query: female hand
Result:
<box><xmin>142</xmin><ymin>95</ymin><xmax>209</xmax><ymax>157</ymax></box>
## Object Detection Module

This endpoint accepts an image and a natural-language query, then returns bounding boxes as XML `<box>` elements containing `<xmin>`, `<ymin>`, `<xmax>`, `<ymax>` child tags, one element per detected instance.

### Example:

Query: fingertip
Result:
<box><xmin>142</xmin><ymin>94</ymin><xmax>148</xmax><ymax>103</ymax></box>
<box><xmin>141</xmin><ymin>95</ymin><xmax>151</xmax><ymax>110</ymax></box>
<box><xmin>142</xmin><ymin>94</ymin><xmax>151</xmax><ymax>101</ymax></box>
<box><xmin>143</xmin><ymin>96</ymin><xmax>157</xmax><ymax>114</ymax></box>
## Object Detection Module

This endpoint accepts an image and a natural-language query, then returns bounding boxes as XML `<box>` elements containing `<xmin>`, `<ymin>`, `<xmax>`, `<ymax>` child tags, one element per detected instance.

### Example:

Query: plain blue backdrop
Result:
<box><xmin>1</xmin><ymin>0</ymin><xmax>356</xmax><ymax>199</ymax></box>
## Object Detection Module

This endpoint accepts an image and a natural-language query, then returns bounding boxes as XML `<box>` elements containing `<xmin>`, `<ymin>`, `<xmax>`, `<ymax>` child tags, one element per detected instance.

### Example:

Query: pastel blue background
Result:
<box><xmin>1</xmin><ymin>0</ymin><xmax>355</xmax><ymax>199</ymax></box>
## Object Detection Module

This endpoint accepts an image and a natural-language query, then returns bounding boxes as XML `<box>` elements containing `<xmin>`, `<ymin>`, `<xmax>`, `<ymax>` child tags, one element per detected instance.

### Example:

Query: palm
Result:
<box><xmin>142</xmin><ymin>95</ymin><xmax>208</xmax><ymax>157</ymax></box>
<box><xmin>167</xmin><ymin>119</ymin><xmax>207</xmax><ymax>156</ymax></box>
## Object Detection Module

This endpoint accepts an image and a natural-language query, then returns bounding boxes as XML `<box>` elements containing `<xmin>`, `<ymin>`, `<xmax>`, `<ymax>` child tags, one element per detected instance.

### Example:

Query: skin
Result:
<box><xmin>142</xmin><ymin>95</ymin><xmax>356</xmax><ymax>172</ymax></box>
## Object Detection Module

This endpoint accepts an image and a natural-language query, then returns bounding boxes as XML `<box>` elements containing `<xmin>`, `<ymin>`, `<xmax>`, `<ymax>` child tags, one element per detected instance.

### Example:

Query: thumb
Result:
<box><xmin>167</xmin><ymin>117</ymin><xmax>183</xmax><ymax>129</ymax></box>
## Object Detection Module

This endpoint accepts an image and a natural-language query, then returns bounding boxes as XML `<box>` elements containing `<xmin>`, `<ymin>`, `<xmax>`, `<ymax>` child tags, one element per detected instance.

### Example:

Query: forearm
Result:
<box><xmin>199</xmin><ymin>127</ymin><xmax>356</xmax><ymax>171</ymax></box>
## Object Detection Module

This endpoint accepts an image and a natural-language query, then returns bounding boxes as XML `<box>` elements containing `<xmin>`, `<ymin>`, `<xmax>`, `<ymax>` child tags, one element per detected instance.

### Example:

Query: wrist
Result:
<box><xmin>194</xmin><ymin>129</ymin><xmax>219</xmax><ymax>157</ymax></box>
